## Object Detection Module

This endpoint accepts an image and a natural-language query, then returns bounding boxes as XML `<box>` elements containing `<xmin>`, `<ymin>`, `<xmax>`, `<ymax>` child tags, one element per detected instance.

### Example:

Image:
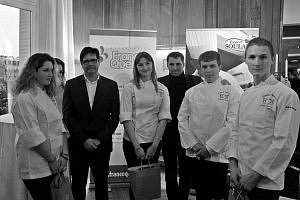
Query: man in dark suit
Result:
<box><xmin>158</xmin><ymin>52</ymin><xmax>202</xmax><ymax>200</ymax></box>
<box><xmin>63</xmin><ymin>47</ymin><xmax>120</xmax><ymax>200</ymax></box>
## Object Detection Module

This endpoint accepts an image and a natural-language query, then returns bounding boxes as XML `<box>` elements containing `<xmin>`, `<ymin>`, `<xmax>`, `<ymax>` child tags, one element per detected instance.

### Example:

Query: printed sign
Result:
<box><xmin>89</xmin><ymin>29</ymin><xmax>157</xmax><ymax>183</ymax></box>
<box><xmin>186</xmin><ymin>28</ymin><xmax>259</xmax><ymax>86</ymax></box>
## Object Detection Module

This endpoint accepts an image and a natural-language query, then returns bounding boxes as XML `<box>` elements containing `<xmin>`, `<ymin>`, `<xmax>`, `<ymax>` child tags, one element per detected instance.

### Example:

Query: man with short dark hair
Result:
<box><xmin>158</xmin><ymin>52</ymin><xmax>202</xmax><ymax>200</ymax></box>
<box><xmin>178</xmin><ymin>50</ymin><xmax>241</xmax><ymax>200</ymax></box>
<box><xmin>228</xmin><ymin>38</ymin><xmax>300</xmax><ymax>200</ymax></box>
<box><xmin>63</xmin><ymin>47</ymin><xmax>120</xmax><ymax>200</ymax></box>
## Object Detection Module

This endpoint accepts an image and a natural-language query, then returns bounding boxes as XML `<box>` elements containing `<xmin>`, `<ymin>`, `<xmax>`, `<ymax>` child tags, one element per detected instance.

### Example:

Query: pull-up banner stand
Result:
<box><xmin>89</xmin><ymin>29</ymin><xmax>157</xmax><ymax>185</ymax></box>
<box><xmin>186</xmin><ymin>28</ymin><xmax>259</xmax><ymax>88</ymax></box>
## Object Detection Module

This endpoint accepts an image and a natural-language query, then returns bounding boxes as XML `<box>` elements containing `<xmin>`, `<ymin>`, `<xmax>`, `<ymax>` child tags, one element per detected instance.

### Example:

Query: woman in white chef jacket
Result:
<box><xmin>11</xmin><ymin>53</ymin><xmax>68</xmax><ymax>200</ymax></box>
<box><xmin>120</xmin><ymin>51</ymin><xmax>171</xmax><ymax>167</ymax></box>
<box><xmin>227</xmin><ymin>38</ymin><xmax>300</xmax><ymax>200</ymax></box>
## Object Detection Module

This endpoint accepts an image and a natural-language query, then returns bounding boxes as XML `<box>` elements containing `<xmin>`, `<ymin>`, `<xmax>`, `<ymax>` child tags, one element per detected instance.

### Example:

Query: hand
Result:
<box><xmin>145</xmin><ymin>145</ymin><xmax>157</xmax><ymax>160</ymax></box>
<box><xmin>190</xmin><ymin>142</ymin><xmax>204</xmax><ymax>153</ymax></box>
<box><xmin>196</xmin><ymin>147</ymin><xmax>210</xmax><ymax>159</ymax></box>
<box><xmin>49</xmin><ymin>157</ymin><xmax>60</xmax><ymax>174</ymax></box>
<box><xmin>57</xmin><ymin>156</ymin><xmax>68</xmax><ymax>172</ymax></box>
<box><xmin>93</xmin><ymin>139</ymin><xmax>101</xmax><ymax>146</ymax></box>
<box><xmin>239</xmin><ymin>171</ymin><xmax>263</xmax><ymax>192</ymax></box>
<box><xmin>52</xmin><ymin>173</ymin><xmax>61</xmax><ymax>188</ymax></box>
<box><xmin>229</xmin><ymin>164</ymin><xmax>241</xmax><ymax>188</ymax></box>
<box><xmin>83</xmin><ymin>138</ymin><xmax>100</xmax><ymax>151</ymax></box>
<box><xmin>135</xmin><ymin>146</ymin><xmax>145</xmax><ymax>160</ymax></box>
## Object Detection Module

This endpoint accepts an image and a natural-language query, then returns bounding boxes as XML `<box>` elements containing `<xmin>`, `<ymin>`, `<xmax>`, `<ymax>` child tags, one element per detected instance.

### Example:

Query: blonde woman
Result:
<box><xmin>120</xmin><ymin>51</ymin><xmax>171</xmax><ymax>168</ymax></box>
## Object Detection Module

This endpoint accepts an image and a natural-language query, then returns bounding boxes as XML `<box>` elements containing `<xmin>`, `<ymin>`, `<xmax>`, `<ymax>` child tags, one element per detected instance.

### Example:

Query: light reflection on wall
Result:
<box><xmin>0</xmin><ymin>4</ymin><xmax>19</xmax><ymax>115</ymax></box>
<box><xmin>0</xmin><ymin>4</ymin><xmax>19</xmax><ymax>57</ymax></box>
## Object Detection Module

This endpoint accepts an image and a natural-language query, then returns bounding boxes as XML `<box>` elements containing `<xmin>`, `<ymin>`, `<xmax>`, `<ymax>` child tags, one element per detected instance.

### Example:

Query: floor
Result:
<box><xmin>84</xmin><ymin>157</ymin><xmax>298</xmax><ymax>200</ymax></box>
<box><xmin>86</xmin><ymin>167</ymin><xmax>197</xmax><ymax>200</ymax></box>
<box><xmin>85</xmin><ymin>169</ymin><xmax>298</xmax><ymax>200</ymax></box>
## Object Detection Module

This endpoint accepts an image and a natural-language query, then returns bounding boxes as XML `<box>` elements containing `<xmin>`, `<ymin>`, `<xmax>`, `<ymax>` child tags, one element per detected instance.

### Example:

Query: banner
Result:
<box><xmin>89</xmin><ymin>29</ymin><xmax>157</xmax><ymax>183</ymax></box>
<box><xmin>186</xmin><ymin>28</ymin><xmax>259</xmax><ymax>86</ymax></box>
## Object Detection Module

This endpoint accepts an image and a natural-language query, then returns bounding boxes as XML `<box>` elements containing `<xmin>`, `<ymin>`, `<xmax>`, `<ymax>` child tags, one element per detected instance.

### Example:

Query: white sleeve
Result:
<box><xmin>252</xmin><ymin>92</ymin><xmax>300</xmax><ymax>180</ymax></box>
<box><xmin>12</xmin><ymin>93</ymin><xmax>46</xmax><ymax>148</ymax></box>
<box><xmin>178</xmin><ymin>93</ymin><xmax>199</xmax><ymax>149</ymax></box>
<box><xmin>119</xmin><ymin>84</ymin><xmax>133</xmax><ymax>123</ymax></box>
<box><xmin>206</xmin><ymin>87</ymin><xmax>241</xmax><ymax>153</ymax></box>
<box><xmin>158</xmin><ymin>86</ymin><xmax>171</xmax><ymax>121</ymax></box>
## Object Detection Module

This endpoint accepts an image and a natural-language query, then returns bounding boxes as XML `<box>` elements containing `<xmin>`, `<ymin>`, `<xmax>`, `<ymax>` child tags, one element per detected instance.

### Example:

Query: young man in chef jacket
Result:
<box><xmin>178</xmin><ymin>50</ymin><xmax>241</xmax><ymax>200</ymax></box>
<box><xmin>227</xmin><ymin>37</ymin><xmax>300</xmax><ymax>200</ymax></box>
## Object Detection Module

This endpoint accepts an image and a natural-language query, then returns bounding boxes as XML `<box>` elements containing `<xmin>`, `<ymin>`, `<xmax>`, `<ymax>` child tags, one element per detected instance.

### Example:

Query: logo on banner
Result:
<box><xmin>224</xmin><ymin>38</ymin><xmax>249</xmax><ymax>52</ymax></box>
<box><xmin>108</xmin><ymin>165</ymin><xmax>129</xmax><ymax>183</ymax></box>
<box><xmin>110</xmin><ymin>51</ymin><xmax>136</xmax><ymax>69</ymax></box>
<box><xmin>99</xmin><ymin>46</ymin><xmax>108</xmax><ymax>63</ymax></box>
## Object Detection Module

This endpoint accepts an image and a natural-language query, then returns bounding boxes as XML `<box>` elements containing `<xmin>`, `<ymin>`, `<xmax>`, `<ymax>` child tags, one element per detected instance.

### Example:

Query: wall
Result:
<box><xmin>73</xmin><ymin>0</ymin><xmax>284</xmax><ymax>74</ymax></box>
<box><xmin>283</xmin><ymin>0</ymin><xmax>300</xmax><ymax>25</ymax></box>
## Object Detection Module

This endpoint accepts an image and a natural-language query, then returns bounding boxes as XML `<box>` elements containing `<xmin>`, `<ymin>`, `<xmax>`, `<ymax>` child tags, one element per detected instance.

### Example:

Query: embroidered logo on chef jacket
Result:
<box><xmin>261</xmin><ymin>94</ymin><xmax>276</xmax><ymax>108</ymax></box>
<box><xmin>218</xmin><ymin>91</ymin><xmax>229</xmax><ymax>101</ymax></box>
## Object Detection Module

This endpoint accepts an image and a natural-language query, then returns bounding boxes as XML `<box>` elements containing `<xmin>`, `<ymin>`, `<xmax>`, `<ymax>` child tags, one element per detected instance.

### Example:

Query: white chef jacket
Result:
<box><xmin>227</xmin><ymin>75</ymin><xmax>300</xmax><ymax>190</ymax></box>
<box><xmin>120</xmin><ymin>80</ymin><xmax>171</xmax><ymax>143</ymax></box>
<box><xmin>11</xmin><ymin>86</ymin><xmax>63</xmax><ymax>179</ymax></box>
<box><xmin>178</xmin><ymin>77</ymin><xmax>240</xmax><ymax>163</ymax></box>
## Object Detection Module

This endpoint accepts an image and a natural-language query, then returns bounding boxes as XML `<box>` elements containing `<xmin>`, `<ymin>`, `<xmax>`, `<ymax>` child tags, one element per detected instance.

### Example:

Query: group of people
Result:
<box><xmin>11</xmin><ymin>37</ymin><xmax>299</xmax><ymax>200</ymax></box>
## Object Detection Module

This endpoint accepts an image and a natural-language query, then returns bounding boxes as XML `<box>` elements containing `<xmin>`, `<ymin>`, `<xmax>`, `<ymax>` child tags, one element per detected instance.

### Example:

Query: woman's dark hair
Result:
<box><xmin>55</xmin><ymin>58</ymin><xmax>65</xmax><ymax>77</ymax></box>
<box><xmin>133</xmin><ymin>51</ymin><xmax>158</xmax><ymax>92</ymax></box>
<box><xmin>13</xmin><ymin>53</ymin><xmax>56</xmax><ymax>97</ymax></box>
<box><xmin>55</xmin><ymin>58</ymin><xmax>66</xmax><ymax>87</ymax></box>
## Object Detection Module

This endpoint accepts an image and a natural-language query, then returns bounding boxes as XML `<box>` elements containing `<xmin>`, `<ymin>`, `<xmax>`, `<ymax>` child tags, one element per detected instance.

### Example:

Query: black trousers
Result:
<box><xmin>23</xmin><ymin>175</ymin><xmax>54</xmax><ymax>200</ymax></box>
<box><xmin>162</xmin><ymin>133</ymin><xmax>192</xmax><ymax>200</ymax></box>
<box><xmin>192</xmin><ymin>159</ymin><xmax>228</xmax><ymax>200</ymax></box>
<box><xmin>69</xmin><ymin>140</ymin><xmax>111</xmax><ymax>200</ymax></box>
<box><xmin>248</xmin><ymin>187</ymin><xmax>281</xmax><ymax>200</ymax></box>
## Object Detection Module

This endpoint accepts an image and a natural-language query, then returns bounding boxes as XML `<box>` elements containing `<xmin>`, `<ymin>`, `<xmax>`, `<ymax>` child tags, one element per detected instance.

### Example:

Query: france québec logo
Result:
<box><xmin>218</xmin><ymin>91</ymin><xmax>229</xmax><ymax>101</ymax></box>
<box><xmin>261</xmin><ymin>94</ymin><xmax>276</xmax><ymax>108</ymax></box>
<box><xmin>98</xmin><ymin>46</ymin><xmax>108</xmax><ymax>63</ymax></box>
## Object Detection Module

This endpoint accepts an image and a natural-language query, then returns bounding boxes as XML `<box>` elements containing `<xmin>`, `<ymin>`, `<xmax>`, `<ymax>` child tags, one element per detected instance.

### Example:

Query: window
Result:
<box><xmin>0</xmin><ymin>3</ymin><xmax>31</xmax><ymax>115</ymax></box>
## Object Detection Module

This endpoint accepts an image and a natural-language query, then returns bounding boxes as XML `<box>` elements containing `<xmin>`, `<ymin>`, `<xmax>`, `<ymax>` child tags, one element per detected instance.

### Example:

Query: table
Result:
<box><xmin>0</xmin><ymin>113</ymin><xmax>28</xmax><ymax>200</ymax></box>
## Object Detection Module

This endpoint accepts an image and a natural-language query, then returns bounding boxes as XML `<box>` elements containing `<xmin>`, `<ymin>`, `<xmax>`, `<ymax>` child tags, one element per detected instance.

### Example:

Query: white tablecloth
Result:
<box><xmin>0</xmin><ymin>113</ymin><xmax>28</xmax><ymax>200</ymax></box>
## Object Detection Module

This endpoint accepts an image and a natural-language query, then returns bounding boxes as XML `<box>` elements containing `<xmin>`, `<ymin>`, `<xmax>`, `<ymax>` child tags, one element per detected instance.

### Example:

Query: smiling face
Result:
<box><xmin>35</xmin><ymin>61</ymin><xmax>54</xmax><ymax>88</ymax></box>
<box><xmin>245</xmin><ymin>45</ymin><xmax>273</xmax><ymax>84</ymax></box>
<box><xmin>81</xmin><ymin>53</ymin><xmax>99</xmax><ymax>77</ymax></box>
<box><xmin>136</xmin><ymin>57</ymin><xmax>153</xmax><ymax>81</ymax></box>
<box><xmin>167</xmin><ymin>56</ymin><xmax>184</xmax><ymax>77</ymax></box>
<box><xmin>198</xmin><ymin>60</ymin><xmax>221</xmax><ymax>83</ymax></box>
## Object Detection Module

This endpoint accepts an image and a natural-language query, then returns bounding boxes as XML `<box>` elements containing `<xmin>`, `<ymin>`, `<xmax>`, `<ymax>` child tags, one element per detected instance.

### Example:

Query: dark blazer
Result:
<box><xmin>63</xmin><ymin>75</ymin><xmax>120</xmax><ymax>152</ymax></box>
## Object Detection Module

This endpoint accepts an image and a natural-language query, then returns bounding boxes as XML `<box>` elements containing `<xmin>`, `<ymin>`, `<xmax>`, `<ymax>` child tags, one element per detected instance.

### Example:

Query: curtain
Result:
<box><xmin>37</xmin><ymin>0</ymin><xmax>75</xmax><ymax>79</ymax></box>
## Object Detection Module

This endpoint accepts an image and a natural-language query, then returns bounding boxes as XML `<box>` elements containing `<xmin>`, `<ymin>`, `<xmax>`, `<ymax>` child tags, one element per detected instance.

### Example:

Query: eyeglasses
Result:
<box><xmin>82</xmin><ymin>59</ymin><xmax>99</xmax><ymax>65</ymax></box>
